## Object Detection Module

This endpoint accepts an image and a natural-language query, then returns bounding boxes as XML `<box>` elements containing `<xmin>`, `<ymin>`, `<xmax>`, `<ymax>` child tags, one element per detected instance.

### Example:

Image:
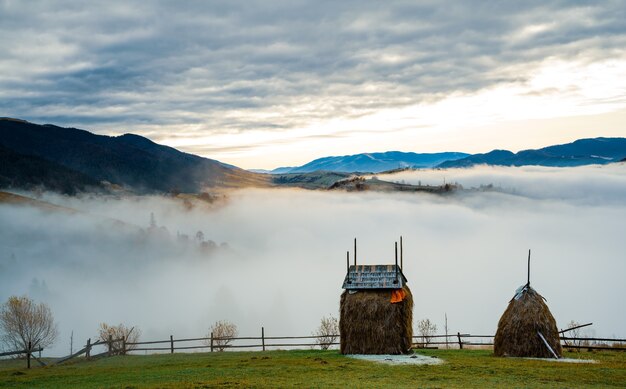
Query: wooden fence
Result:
<box><xmin>0</xmin><ymin>342</ymin><xmax>43</xmax><ymax>369</ymax></box>
<box><xmin>0</xmin><ymin>336</ymin><xmax>124</xmax><ymax>369</ymax></box>
<box><xmin>126</xmin><ymin>327</ymin><xmax>339</xmax><ymax>353</ymax></box>
<box><xmin>3</xmin><ymin>331</ymin><xmax>624</xmax><ymax>369</ymax></box>
<box><xmin>125</xmin><ymin>329</ymin><xmax>626</xmax><ymax>354</ymax></box>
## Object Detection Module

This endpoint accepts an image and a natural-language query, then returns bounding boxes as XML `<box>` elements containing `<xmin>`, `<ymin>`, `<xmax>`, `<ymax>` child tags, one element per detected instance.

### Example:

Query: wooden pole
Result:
<box><xmin>354</xmin><ymin>238</ymin><xmax>357</xmax><ymax>267</ymax></box>
<box><xmin>170</xmin><ymin>335</ymin><xmax>174</xmax><ymax>354</ymax></box>
<box><xmin>445</xmin><ymin>313</ymin><xmax>449</xmax><ymax>350</ymax></box>
<box><xmin>395</xmin><ymin>241</ymin><xmax>398</xmax><ymax>282</ymax></box>
<box><xmin>108</xmin><ymin>335</ymin><xmax>112</xmax><ymax>356</ymax></box>
<box><xmin>457</xmin><ymin>332</ymin><xmax>463</xmax><ymax>349</ymax></box>
<box><xmin>122</xmin><ymin>337</ymin><xmax>127</xmax><ymax>355</ymax></box>
<box><xmin>27</xmin><ymin>341</ymin><xmax>31</xmax><ymax>369</ymax></box>
<box><xmin>527</xmin><ymin>249</ymin><xmax>531</xmax><ymax>286</ymax></box>
<box><xmin>86</xmin><ymin>338</ymin><xmax>91</xmax><ymax>360</ymax></box>
<box><xmin>346</xmin><ymin>251</ymin><xmax>349</xmax><ymax>273</ymax></box>
<box><xmin>559</xmin><ymin>322</ymin><xmax>593</xmax><ymax>334</ymax></box>
<box><xmin>537</xmin><ymin>331</ymin><xmax>559</xmax><ymax>359</ymax></box>
<box><xmin>210</xmin><ymin>332</ymin><xmax>214</xmax><ymax>352</ymax></box>
<box><xmin>262</xmin><ymin>327</ymin><xmax>265</xmax><ymax>351</ymax></box>
<box><xmin>400</xmin><ymin>236</ymin><xmax>403</xmax><ymax>270</ymax></box>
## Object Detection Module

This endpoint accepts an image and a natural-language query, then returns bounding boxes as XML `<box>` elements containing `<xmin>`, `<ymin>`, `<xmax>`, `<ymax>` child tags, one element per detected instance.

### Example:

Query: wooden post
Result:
<box><xmin>108</xmin><ymin>334</ymin><xmax>113</xmax><ymax>356</ymax></box>
<box><xmin>86</xmin><ymin>338</ymin><xmax>91</xmax><ymax>360</ymax></box>
<box><xmin>400</xmin><ymin>236</ymin><xmax>403</xmax><ymax>270</ymax></box>
<box><xmin>210</xmin><ymin>332</ymin><xmax>214</xmax><ymax>352</ymax></box>
<box><xmin>457</xmin><ymin>332</ymin><xmax>463</xmax><ymax>349</ymax></box>
<box><xmin>537</xmin><ymin>331</ymin><xmax>559</xmax><ymax>359</ymax></box>
<box><xmin>445</xmin><ymin>313</ymin><xmax>449</xmax><ymax>350</ymax></box>
<box><xmin>170</xmin><ymin>335</ymin><xmax>174</xmax><ymax>354</ymax></box>
<box><xmin>394</xmin><ymin>242</ymin><xmax>398</xmax><ymax>283</ymax></box>
<box><xmin>527</xmin><ymin>249</ymin><xmax>531</xmax><ymax>286</ymax></box>
<box><xmin>122</xmin><ymin>337</ymin><xmax>127</xmax><ymax>355</ymax></box>
<box><xmin>27</xmin><ymin>341</ymin><xmax>31</xmax><ymax>369</ymax></box>
<box><xmin>262</xmin><ymin>327</ymin><xmax>265</xmax><ymax>351</ymax></box>
<box><xmin>354</xmin><ymin>238</ymin><xmax>357</xmax><ymax>267</ymax></box>
<box><xmin>346</xmin><ymin>251</ymin><xmax>349</xmax><ymax>274</ymax></box>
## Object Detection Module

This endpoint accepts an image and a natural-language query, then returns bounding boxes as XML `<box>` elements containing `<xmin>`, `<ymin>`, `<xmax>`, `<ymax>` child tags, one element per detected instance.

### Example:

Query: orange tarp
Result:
<box><xmin>390</xmin><ymin>289</ymin><xmax>407</xmax><ymax>303</ymax></box>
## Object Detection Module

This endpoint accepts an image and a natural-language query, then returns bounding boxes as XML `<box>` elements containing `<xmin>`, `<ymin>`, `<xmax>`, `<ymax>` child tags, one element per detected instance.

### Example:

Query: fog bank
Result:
<box><xmin>1</xmin><ymin>164</ymin><xmax>625</xmax><ymax>356</ymax></box>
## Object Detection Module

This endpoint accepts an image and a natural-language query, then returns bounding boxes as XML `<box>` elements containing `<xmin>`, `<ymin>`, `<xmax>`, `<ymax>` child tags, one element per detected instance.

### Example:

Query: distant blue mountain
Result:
<box><xmin>438</xmin><ymin>137</ymin><xmax>626</xmax><ymax>168</ymax></box>
<box><xmin>268</xmin><ymin>151</ymin><xmax>470</xmax><ymax>174</ymax></box>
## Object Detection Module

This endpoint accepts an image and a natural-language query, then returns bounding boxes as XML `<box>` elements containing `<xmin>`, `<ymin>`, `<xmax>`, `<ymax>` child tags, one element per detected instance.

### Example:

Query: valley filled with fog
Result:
<box><xmin>1</xmin><ymin>164</ymin><xmax>625</xmax><ymax>356</ymax></box>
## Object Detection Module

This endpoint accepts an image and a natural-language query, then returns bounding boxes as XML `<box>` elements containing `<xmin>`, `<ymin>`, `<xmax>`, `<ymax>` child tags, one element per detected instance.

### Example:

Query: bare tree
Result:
<box><xmin>563</xmin><ymin>320</ymin><xmax>580</xmax><ymax>348</ymax></box>
<box><xmin>416</xmin><ymin>318</ymin><xmax>437</xmax><ymax>348</ymax></box>
<box><xmin>312</xmin><ymin>315</ymin><xmax>339</xmax><ymax>350</ymax></box>
<box><xmin>0</xmin><ymin>296</ymin><xmax>58</xmax><ymax>352</ymax></box>
<box><xmin>98</xmin><ymin>323</ymin><xmax>141</xmax><ymax>355</ymax></box>
<box><xmin>206</xmin><ymin>320</ymin><xmax>238</xmax><ymax>351</ymax></box>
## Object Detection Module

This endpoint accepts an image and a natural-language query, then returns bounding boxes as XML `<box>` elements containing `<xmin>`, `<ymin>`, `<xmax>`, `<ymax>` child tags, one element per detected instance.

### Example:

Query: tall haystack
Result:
<box><xmin>494</xmin><ymin>284</ymin><xmax>562</xmax><ymax>358</ymax></box>
<box><xmin>339</xmin><ymin>238</ymin><xmax>413</xmax><ymax>355</ymax></box>
<box><xmin>340</xmin><ymin>283</ymin><xmax>413</xmax><ymax>354</ymax></box>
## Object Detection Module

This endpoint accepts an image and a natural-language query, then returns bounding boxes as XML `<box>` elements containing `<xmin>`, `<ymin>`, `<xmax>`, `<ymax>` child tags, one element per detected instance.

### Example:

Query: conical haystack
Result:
<box><xmin>494</xmin><ymin>285</ymin><xmax>562</xmax><ymax>358</ymax></box>
<box><xmin>340</xmin><ymin>285</ymin><xmax>413</xmax><ymax>354</ymax></box>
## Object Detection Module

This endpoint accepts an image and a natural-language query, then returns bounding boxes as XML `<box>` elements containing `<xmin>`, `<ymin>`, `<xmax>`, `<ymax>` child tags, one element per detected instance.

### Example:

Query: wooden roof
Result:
<box><xmin>342</xmin><ymin>264</ymin><xmax>407</xmax><ymax>290</ymax></box>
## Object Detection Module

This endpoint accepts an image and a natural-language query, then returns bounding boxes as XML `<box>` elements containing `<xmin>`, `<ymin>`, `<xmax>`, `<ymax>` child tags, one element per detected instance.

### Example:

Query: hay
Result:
<box><xmin>340</xmin><ymin>285</ymin><xmax>413</xmax><ymax>355</ymax></box>
<box><xmin>494</xmin><ymin>286</ymin><xmax>562</xmax><ymax>358</ymax></box>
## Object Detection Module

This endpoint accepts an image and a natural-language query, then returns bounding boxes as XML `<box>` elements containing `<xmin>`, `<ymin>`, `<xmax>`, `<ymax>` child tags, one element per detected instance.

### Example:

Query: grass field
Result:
<box><xmin>1</xmin><ymin>349</ymin><xmax>625</xmax><ymax>388</ymax></box>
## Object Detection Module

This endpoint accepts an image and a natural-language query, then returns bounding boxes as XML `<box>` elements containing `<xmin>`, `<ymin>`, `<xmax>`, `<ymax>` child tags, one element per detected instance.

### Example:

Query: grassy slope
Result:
<box><xmin>0</xmin><ymin>191</ymin><xmax>77</xmax><ymax>213</ymax></box>
<box><xmin>1</xmin><ymin>350</ymin><xmax>624</xmax><ymax>388</ymax></box>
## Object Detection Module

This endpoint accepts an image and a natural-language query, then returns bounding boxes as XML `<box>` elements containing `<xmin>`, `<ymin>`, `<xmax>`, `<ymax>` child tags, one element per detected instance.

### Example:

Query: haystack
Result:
<box><xmin>494</xmin><ymin>284</ymin><xmax>562</xmax><ymax>358</ymax></box>
<box><xmin>340</xmin><ymin>284</ymin><xmax>413</xmax><ymax>354</ymax></box>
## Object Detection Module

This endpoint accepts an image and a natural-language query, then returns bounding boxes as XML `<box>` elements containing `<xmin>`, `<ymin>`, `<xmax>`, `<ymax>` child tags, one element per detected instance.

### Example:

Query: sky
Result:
<box><xmin>1</xmin><ymin>164</ymin><xmax>625</xmax><ymax>356</ymax></box>
<box><xmin>1</xmin><ymin>1</ymin><xmax>626</xmax><ymax>168</ymax></box>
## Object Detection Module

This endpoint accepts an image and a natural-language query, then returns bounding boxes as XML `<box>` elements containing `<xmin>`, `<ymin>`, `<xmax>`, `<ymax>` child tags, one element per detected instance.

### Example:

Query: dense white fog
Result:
<box><xmin>1</xmin><ymin>164</ymin><xmax>625</xmax><ymax>356</ymax></box>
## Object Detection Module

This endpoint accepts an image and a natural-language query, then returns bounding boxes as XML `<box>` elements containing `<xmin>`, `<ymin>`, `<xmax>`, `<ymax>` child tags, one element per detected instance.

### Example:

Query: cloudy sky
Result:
<box><xmin>1</xmin><ymin>1</ymin><xmax>625</xmax><ymax>168</ymax></box>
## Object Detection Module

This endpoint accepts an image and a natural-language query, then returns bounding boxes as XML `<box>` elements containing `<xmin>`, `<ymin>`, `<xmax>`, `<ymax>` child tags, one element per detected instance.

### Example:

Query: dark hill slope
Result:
<box><xmin>0</xmin><ymin>145</ymin><xmax>104</xmax><ymax>194</ymax></box>
<box><xmin>0</xmin><ymin>119</ymin><xmax>268</xmax><ymax>193</ymax></box>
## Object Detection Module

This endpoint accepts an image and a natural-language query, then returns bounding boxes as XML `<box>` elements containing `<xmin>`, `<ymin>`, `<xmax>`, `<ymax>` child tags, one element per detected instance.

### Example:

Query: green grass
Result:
<box><xmin>1</xmin><ymin>349</ymin><xmax>625</xmax><ymax>388</ymax></box>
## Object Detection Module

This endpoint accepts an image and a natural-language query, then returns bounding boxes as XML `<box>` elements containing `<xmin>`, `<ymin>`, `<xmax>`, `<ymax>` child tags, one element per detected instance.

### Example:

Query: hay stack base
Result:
<box><xmin>340</xmin><ymin>285</ymin><xmax>413</xmax><ymax>355</ymax></box>
<box><xmin>494</xmin><ymin>286</ymin><xmax>562</xmax><ymax>358</ymax></box>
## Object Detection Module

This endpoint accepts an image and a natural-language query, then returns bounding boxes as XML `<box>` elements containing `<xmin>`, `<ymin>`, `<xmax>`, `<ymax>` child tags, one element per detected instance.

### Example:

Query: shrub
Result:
<box><xmin>207</xmin><ymin>320</ymin><xmax>238</xmax><ymax>351</ymax></box>
<box><xmin>416</xmin><ymin>318</ymin><xmax>437</xmax><ymax>347</ymax></box>
<box><xmin>98</xmin><ymin>323</ymin><xmax>141</xmax><ymax>355</ymax></box>
<box><xmin>313</xmin><ymin>316</ymin><xmax>339</xmax><ymax>350</ymax></box>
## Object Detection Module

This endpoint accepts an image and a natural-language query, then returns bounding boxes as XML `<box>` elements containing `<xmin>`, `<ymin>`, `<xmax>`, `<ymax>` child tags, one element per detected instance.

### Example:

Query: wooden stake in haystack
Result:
<box><xmin>494</xmin><ymin>250</ymin><xmax>562</xmax><ymax>358</ymax></box>
<box><xmin>339</xmin><ymin>237</ymin><xmax>413</xmax><ymax>354</ymax></box>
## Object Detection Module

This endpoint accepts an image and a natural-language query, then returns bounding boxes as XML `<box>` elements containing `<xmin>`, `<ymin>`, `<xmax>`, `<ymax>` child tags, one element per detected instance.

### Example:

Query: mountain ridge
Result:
<box><xmin>0</xmin><ymin>118</ymin><xmax>269</xmax><ymax>194</ymax></box>
<box><xmin>267</xmin><ymin>151</ymin><xmax>470</xmax><ymax>174</ymax></box>
<box><xmin>2</xmin><ymin>118</ymin><xmax>624</xmax><ymax>194</ymax></box>
<box><xmin>438</xmin><ymin>137</ymin><xmax>626</xmax><ymax>168</ymax></box>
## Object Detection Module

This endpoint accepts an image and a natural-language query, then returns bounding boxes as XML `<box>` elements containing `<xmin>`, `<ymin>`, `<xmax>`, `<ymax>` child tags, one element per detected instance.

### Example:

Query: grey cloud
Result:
<box><xmin>1</xmin><ymin>1</ymin><xmax>624</xmax><ymax>136</ymax></box>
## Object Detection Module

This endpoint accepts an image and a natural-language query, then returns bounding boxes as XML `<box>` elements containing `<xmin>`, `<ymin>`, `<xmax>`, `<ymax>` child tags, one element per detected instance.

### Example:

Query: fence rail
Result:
<box><xmin>0</xmin><ymin>342</ymin><xmax>44</xmax><ymax>369</ymax></box>
<box><xmin>3</xmin><ymin>331</ymin><xmax>623</xmax><ymax>370</ymax></box>
<box><xmin>0</xmin><ymin>337</ymin><xmax>126</xmax><ymax>369</ymax></box>
<box><xmin>124</xmin><ymin>329</ymin><xmax>625</xmax><ymax>355</ymax></box>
